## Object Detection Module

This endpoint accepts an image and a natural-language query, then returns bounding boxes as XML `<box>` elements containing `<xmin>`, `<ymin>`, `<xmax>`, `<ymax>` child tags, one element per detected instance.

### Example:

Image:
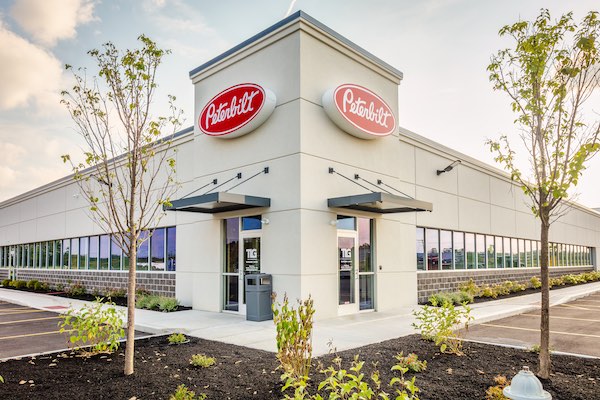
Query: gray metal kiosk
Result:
<box><xmin>245</xmin><ymin>273</ymin><xmax>273</xmax><ymax>321</ymax></box>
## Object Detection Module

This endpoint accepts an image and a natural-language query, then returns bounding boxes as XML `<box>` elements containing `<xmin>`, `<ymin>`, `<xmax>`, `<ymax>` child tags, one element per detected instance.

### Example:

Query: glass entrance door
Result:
<box><xmin>337</xmin><ymin>216</ymin><xmax>374</xmax><ymax>315</ymax></box>
<box><xmin>239</xmin><ymin>235</ymin><xmax>261</xmax><ymax>314</ymax></box>
<box><xmin>338</xmin><ymin>233</ymin><xmax>358</xmax><ymax>315</ymax></box>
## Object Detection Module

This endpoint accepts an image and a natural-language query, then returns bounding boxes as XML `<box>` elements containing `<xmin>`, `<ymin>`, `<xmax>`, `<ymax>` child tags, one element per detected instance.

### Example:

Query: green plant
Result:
<box><xmin>13</xmin><ymin>280</ymin><xmax>27</xmax><ymax>289</ymax></box>
<box><xmin>58</xmin><ymin>299</ymin><xmax>125</xmax><ymax>355</ymax></box>
<box><xmin>412</xmin><ymin>300</ymin><xmax>473</xmax><ymax>355</ymax></box>
<box><xmin>480</xmin><ymin>285</ymin><xmax>497</xmax><ymax>298</ymax></box>
<box><xmin>428</xmin><ymin>292</ymin><xmax>452</xmax><ymax>306</ymax></box>
<box><xmin>315</xmin><ymin>355</ymin><xmax>380</xmax><ymax>400</ymax></box>
<box><xmin>26</xmin><ymin>280</ymin><xmax>39</xmax><ymax>289</ymax></box>
<box><xmin>34</xmin><ymin>281</ymin><xmax>48</xmax><ymax>291</ymax></box>
<box><xmin>56</xmin><ymin>283</ymin><xmax>65</xmax><ymax>291</ymax></box>
<box><xmin>530</xmin><ymin>276</ymin><xmax>542</xmax><ymax>289</ymax></box>
<box><xmin>459</xmin><ymin>279</ymin><xmax>480</xmax><ymax>296</ymax></box>
<box><xmin>1</xmin><ymin>279</ymin><xmax>10</xmax><ymax>287</ymax></box>
<box><xmin>67</xmin><ymin>282</ymin><xmax>86</xmax><ymax>296</ymax></box>
<box><xmin>159</xmin><ymin>297</ymin><xmax>180</xmax><ymax>312</ymax></box>
<box><xmin>393</xmin><ymin>352</ymin><xmax>427</xmax><ymax>373</ymax></box>
<box><xmin>273</xmin><ymin>293</ymin><xmax>315</xmax><ymax>387</ymax></box>
<box><xmin>105</xmin><ymin>287</ymin><xmax>126</xmax><ymax>298</ymax></box>
<box><xmin>189</xmin><ymin>353</ymin><xmax>216</xmax><ymax>368</ymax></box>
<box><xmin>167</xmin><ymin>333</ymin><xmax>188</xmax><ymax>345</ymax></box>
<box><xmin>169</xmin><ymin>384</ymin><xmax>206</xmax><ymax>400</ymax></box>
<box><xmin>451</xmin><ymin>291</ymin><xmax>474</xmax><ymax>305</ymax></box>
<box><xmin>136</xmin><ymin>294</ymin><xmax>162</xmax><ymax>310</ymax></box>
<box><xmin>136</xmin><ymin>287</ymin><xmax>151</xmax><ymax>297</ymax></box>
<box><xmin>485</xmin><ymin>375</ymin><xmax>509</xmax><ymax>400</ymax></box>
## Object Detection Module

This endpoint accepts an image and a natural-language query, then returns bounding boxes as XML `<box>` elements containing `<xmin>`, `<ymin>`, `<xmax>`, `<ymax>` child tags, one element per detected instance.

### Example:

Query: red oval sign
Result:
<box><xmin>322</xmin><ymin>84</ymin><xmax>396</xmax><ymax>139</ymax></box>
<box><xmin>199</xmin><ymin>83</ymin><xmax>275</xmax><ymax>138</ymax></box>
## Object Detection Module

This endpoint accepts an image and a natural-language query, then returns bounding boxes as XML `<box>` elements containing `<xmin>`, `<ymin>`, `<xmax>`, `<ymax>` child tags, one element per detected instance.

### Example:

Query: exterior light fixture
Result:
<box><xmin>260</xmin><ymin>218</ymin><xmax>270</xmax><ymax>225</ymax></box>
<box><xmin>72</xmin><ymin>193</ymin><xmax>80</xmax><ymax>198</ymax></box>
<box><xmin>503</xmin><ymin>366</ymin><xmax>552</xmax><ymax>400</ymax></box>
<box><xmin>330</xmin><ymin>220</ymin><xmax>338</xmax><ymax>226</ymax></box>
<box><xmin>436</xmin><ymin>160</ymin><xmax>461</xmax><ymax>175</ymax></box>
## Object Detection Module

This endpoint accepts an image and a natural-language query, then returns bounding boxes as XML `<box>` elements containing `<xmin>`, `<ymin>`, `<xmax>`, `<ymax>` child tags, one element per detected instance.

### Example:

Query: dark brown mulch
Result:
<box><xmin>1</xmin><ymin>334</ymin><xmax>598</xmax><ymax>399</ymax></box>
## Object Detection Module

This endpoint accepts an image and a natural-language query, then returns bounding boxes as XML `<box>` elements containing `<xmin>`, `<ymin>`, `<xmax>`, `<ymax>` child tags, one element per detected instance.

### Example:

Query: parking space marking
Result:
<box><xmin>0</xmin><ymin>307</ymin><xmax>32</xmax><ymax>312</ymax></box>
<box><xmin>0</xmin><ymin>309</ymin><xmax>47</xmax><ymax>316</ymax></box>
<box><xmin>522</xmin><ymin>313</ymin><xmax>600</xmax><ymax>323</ymax></box>
<box><xmin>0</xmin><ymin>329</ymin><xmax>74</xmax><ymax>341</ymax></box>
<box><xmin>574</xmin><ymin>299</ymin><xmax>600</xmax><ymax>303</ymax></box>
<box><xmin>0</xmin><ymin>316</ymin><xmax>60</xmax><ymax>325</ymax></box>
<box><xmin>481</xmin><ymin>323</ymin><xmax>600</xmax><ymax>339</ymax></box>
<box><xmin>556</xmin><ymin>304</ymin><xmax>594</xmax><ymax>311</ymax></box>
<box><xmin>571</xmin><ymin>302</ymin><xmax>600</xmax><ymax>308</ymax></box>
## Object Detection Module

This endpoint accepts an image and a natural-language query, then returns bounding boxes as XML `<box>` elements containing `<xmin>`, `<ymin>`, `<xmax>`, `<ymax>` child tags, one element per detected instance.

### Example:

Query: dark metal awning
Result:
<box><xmin>164</xmin><ymin>192</ymin><xmax>270</xmax><ymax>214</ymax></box>
<box><xmin>327</xmin><ymin>192</ymin><xmax>432</xmax><ymax>214</ymax></box>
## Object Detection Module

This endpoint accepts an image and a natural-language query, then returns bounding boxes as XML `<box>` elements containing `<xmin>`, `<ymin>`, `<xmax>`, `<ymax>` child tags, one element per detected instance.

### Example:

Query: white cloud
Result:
<box><xmin>10</xmin><ymin>0</ymin><xmax>96</xmax><ymax>47</ymax></box>
<box><xmin>0</xmin><ymin>21</ymin><xmax>64</xmax><ymax>110</ymax></box>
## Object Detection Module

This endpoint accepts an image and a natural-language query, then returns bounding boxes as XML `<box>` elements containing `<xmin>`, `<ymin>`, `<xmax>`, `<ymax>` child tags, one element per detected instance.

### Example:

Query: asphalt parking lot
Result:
<box><xmin>464</xmin><ymin>292</ymin><xmax>600</xmax><ymax>357</ymax></box>
<box><xmin>0</xmin><ymin>300</ymin><xmax>149</xmax><ymax>360</ymax></box>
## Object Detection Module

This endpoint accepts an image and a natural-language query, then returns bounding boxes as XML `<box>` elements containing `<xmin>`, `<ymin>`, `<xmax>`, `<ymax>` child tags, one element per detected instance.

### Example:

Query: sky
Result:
<box><xmin>0</xmin><ymin>0</ymin><xmax>599</xmax><ymax>208</ymax></box>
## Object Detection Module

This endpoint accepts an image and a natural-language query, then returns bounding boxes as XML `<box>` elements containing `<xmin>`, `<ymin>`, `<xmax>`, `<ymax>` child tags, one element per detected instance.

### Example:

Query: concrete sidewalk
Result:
<box><xmin>1</xmin><ymin>281</ymin><xmax>599</xmax><ymax>356</ymax></box>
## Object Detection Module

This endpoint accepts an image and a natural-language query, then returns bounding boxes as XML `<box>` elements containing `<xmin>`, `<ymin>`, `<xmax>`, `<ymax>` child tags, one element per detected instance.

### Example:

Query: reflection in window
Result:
<box><xmin>241</xmin><ymin>215</ymin><xmax>262</xmax><ymax>231</ymax></box>
<box><xmin>416</xmin><ymin>227</ymin><xmax>425</xmax><ymax>271</ymax></box>
<box><xmin>111</xmin><ymin>236</ymin><xmax>122</xmax><ymax>270</ymax></box>
<box><xmin>465</xmin><ymin>233</ymin><xmax>475</xmax><ymax>269</ymax></box>
<box><xmin>89</xmin><ymin>236</ymin><xmax>99</xmax><ymax>270</ymax></box>
<box><xmin>453</xmin><ymin>231</ymin><xmax>465</xmax><ymax>269</ymax></box>
<box><xmin>99</xmin><ymin>235</ymin><xmax>109</xmax><ymax>270</ymax></box>
<box><xmin>336</xmin><ymin>215</ymin><xmax>356</xmax><ymax>231</ymax></box>
<box><xmin>150</xmin><ymin>228</ymin><xmax>165</xmax><ymax>271</ymax></box>
<box><xmin>495</xmin><ymin>236</ymin><xmax>503</xmax><ymax>269</ymax></box>
<box><xmin>426</xmin><ymin>229</ymin><xmax>439</xmax><ymax>271</ymax></box>
<box><xmin>476</xmin><ymin>234</ymin><xmax>486</xmax><ymax>269</ymax></box>
<box><xmin>137</xmin><ymin>231</ymin><xmax>149</xmax><ymax>271</ymax></box>
<box><xmin>486</xmin><ymin>235</ymin><xmax>495</xmax><ymax>268</ymax></box>
<box><xmin>166</xmin><ymin>227</ymin><xmax>176</xmax><ymax>271</ymax></box>
<box><xmin>62</xmin><ymin>239</ymin><xmax>70</xmax><ymax>268</ymax></box>
<box><xmin>518</xmin><ymin>239</ymin><xmax>525</xmax><ymax>268</ymax></box>
<box><xmin>440</xmin><ymin>230</ymin><xmax>452</xmax><ymax>270</ymax></box>
<box><xmin>511</xmin><ymin>238</ymin><xmax>518</xmax><ymax>268</ymax></box>
<box><xmin>71</xmin><ymin>238</ymin><xmax>79</xmax><ymax>269</ymax></box>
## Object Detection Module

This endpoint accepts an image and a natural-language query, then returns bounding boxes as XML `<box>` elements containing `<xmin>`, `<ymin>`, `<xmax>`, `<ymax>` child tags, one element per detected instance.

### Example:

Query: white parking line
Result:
<box><xmin>481</xmin><ymin>323</ymin><xmax>600</xmax><ymax>339</ymax></box>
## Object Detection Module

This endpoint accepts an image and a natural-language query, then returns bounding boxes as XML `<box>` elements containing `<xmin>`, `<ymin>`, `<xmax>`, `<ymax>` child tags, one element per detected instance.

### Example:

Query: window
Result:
<box><xmin>110</xmin><ymin>236</ymin><xmax>122</xmax><ymax>270</ymax></box>
<box><xmin>88</xmin><ymin>236</ymin><xmax>98</xmax><ymax>270</ymax></box>
<box><xmin>99</xmin><ymin>235</ymin><xmax>109</xmax><ymax>270</ymax></box>
<box><xmin>518</xmin><ymin>239</ymin><xmax>525</xmax><ymax>267</ymax></box>
<box><xmin>453</xmin><ymin>231</ymin><xmax>465</xmax><ymax>269</ymax></box>
<box><xmin>486</xmin><ymin>235</ymin><xmax>495</xmax><ymax>268</ymax></box>
<box><xmin>476</xmin><ymin>234</ymin><xmax>486</xmax><ymax>269</ymax></box>
<box><xmin>55</xmin><ymin>240</ymin><xmax>62</xmax><ymax>268</ymax></box>
<box><xmin>426</xmin><ymin>229</ymin><xmax>439</xmax><ymax>270</ymax></box>
<box><xmin>525</xmin><ymin>240</ymin><xmax>532</xmax><ymax>268</ymax></box>
<box><xmin>465</xmin><ymin>233</ymin><xmax>475</xmax><ymax>269</ymax></box>
<box><xmin>150</xmin><ymin>228</ymin><xmax>165</xmax><ymax>271</ymax></box>
<box><xmin>416</xmin><ymin>227</ymin><xmax>425</xmax><ymax>271</ymax></box>
<box><xmin>62</xmin><ymin>239</ymin><xmax>70</xmax><ymax>268</ymax></box>
<box><xmin>495</xmin><ymin>236</ymin><xmax>503</xmax><ymax>269</ymax></box>
<box><xmin>440</xmin><ymin>230</ymin><xmax>452</xmax><ymax>270</ymax></box>
<box><xmin>79</xmin><ymin>237</ymin><xmax>88</xmax><ymax>269</ymax></box>
<box><xmin>503</xmin><ymin>237</ymin><xmax>511</xmax><ymax>268</ymax></box>
<box><xmin>137</xmin><ymin>231</ymin><xmax>149</xmax><ymax>271</ymax></box>
<box><xmin>71</xmin><ymin>238</ymin><xmax>79</xmax><ymax>269</ymax></box>
<box><xmin>511</xmin><ymin>238</ymin><xmax>518</xmax><ymax>268</ymax></box>
<box><xmin>336</xmin><ymin>215</ymin><xmax>355</xmax><ymax>231</ymax></box>
<box><xmin>166</xmin><ymin>227</ymin><xmax>176</xmax><ymax>271</ymax></box>
<box><xmin>28</xmin><ymin>244</ymin><xmax>34</xmax><ymax>268</ymax></box>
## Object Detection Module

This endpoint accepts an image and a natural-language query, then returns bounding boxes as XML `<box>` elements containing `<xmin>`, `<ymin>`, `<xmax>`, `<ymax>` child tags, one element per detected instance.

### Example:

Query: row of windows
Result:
<box><xmin>0</xmin><ymin>227</ymin><xmax>176</xmax><ymax>272</ymax></box>
<box><xmin>416</xmin><ymin>227</ymin><xmax>593</xmax><ymax>271</ymax></box>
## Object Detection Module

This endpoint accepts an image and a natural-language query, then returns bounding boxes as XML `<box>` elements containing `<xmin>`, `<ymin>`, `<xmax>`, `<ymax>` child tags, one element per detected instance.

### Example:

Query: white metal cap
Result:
<box><xmin>503</xmin><ymin>366</ymin><xmax>552</xmax><ymax>400</ymax></box>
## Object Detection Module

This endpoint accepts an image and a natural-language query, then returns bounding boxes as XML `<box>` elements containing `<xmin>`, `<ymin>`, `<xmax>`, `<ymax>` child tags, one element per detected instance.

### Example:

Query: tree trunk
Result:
<box><xmin>539</xmin><ymin>215</ymin><xmax>551</xmax><ymax>379</ymax></box>
<box><xmin>124</xmin><ymin>237</ymin><xmax>137</xmax><ymax>376</ymax></box>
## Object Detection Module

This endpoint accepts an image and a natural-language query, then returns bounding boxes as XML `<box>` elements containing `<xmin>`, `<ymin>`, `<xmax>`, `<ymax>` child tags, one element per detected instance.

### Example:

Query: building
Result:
<box><xmin>0</xmin><ymin>12</ymin><xmax>598</xmax><ymax>319</ymax></box>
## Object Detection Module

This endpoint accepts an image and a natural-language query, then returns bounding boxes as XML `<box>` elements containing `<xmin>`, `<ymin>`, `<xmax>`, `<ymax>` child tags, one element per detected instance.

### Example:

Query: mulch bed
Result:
<box><xmin>0</xmin><ymin>286</ymin><xmax>191</xmax><ymax>311</ymax></box>
<box><xmin>1</xmin><ymin>334</ymin><xmax>598</xmax><ymax>399</ymax></box>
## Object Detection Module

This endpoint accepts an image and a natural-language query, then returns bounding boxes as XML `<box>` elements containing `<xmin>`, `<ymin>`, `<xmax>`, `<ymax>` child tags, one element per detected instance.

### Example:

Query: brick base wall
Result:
<box><xmin>12</xmin><ymin>269</ymin><xmax>176</xmax><ymax>297</ymax></box>
<box><xmin>417</xmin><ymin>266</ymin><xmax>594</xmax><ymax>303</ymax></box>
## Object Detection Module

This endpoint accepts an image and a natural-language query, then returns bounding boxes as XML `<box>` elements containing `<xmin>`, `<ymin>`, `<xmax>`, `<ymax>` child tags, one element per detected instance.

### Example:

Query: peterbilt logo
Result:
<box><xmin>322</xmin><ymin>84</ymin><xmax>396</xmax><ymax>140</ymax></box>
<box><xmin>199</xmin><ymin>83</ymin><xmax>276</xmax><ymax>139</ymax></box>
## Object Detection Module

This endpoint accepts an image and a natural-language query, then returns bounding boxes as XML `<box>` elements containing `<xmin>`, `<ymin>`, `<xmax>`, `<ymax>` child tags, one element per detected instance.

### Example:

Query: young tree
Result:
<box><xmin>487</xmin><ymin>9</ymin><xmax>600</xmax><ymax>378</ymax></box>
<box><xmin>61</xmin><ymin>35</ymin><xmax>182</xmax><ymax>375</ymax></box>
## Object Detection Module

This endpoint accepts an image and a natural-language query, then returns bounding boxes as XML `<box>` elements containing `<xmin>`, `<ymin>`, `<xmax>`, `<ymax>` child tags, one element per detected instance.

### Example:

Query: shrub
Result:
<box><xmin>189</xmin><ymin>353</ymin><xmax>216</xmax><ymax>368</ymax></box>
<box><xmin>169</xmin><ymin>384</ymin><xmax>206</xmax><ymax>400</ymax></box>
<box><xmin>34</xmin><ymin>281</ymin><xmax>48</xmax><ymax>291</ymax></box>
<box><xmin>563</xmin><ymin>274</ymin><xmax>583</xmax><ymax>285</ymax></box>
<box><xmin>459</xmin><ymin>279</ymin><xmax>480</xmax><ymax>296</ymax></box>
<box><xmin>273</xmin><ymin>294</ymin><xmax>315</xmax><ymax>383</ymax></box>
<box><xmin>13</xmin><ymin>280</ymin><xmax>27</xmax><ymax>289</ymax></box>
<box><xmin>59</xmin><ymin>299</ymin><xmax>125</xmax><ymax>355</ymax></box>
<box><xmin>530</xmin><ymin>276</ymin><xmax>542</xmax><ymax>289</ymax></box>
<box><xmin>428</xmin><ymin>292</ymin><xmax>453</xmax><ymax>306</ymax></box>
<box><xmin>136</xmin><ymin>287</ymin><xmax>151</xmax><ymax>297</ymax></box>
<box><xmin>26</xmin><ymin>280</ymin><xmax>39</xmax><ymax>289</ymax></box>
<box><xmin>485</xmin><ymin>375</ymin><xmax>509</xmax><ymax>400</ymax></box>
<box><xmin>1</xmin><ymin>279</ymin><xmax>10</xmax><ymax>287</ymax></box>
<box><xmin>452</xmin><ymin>291</ymin><xmax>474</xmax><ymax>304</ymax></box>
<box><xmin>136</xmin><ymin>294</ymin><xmax>163</xmax><ymax>310</ymax></box>
<box><xmin>480</xmin><ymin>285</ymin><xmax>497</xmax><ymax>298</ymax></box>
<box><xmin>159</xmin><ymin>297</ymin><xmax>180</xmax><ymax>312</ymax></box>
<box><xmin>167</xmin><ymin>333</ymin><xmax>188</xmax><ymax>345</ymax></box>
<box><xmin>105</xmin><ymin>287</ymin><xmax>126</xmax><ymax>299</ymax></box>
<box><xmin>67</xmin><ymin>282</ymin><xmax>86</xmax><ymax>296</ymax></box>
<box><xmin>412</xmin><ymin>300</ymin><xmax>473</xmax><ymax>355</ymax></box>
<box><xmin>56</xmin><ymin>283</ymin><xmax>65</xmax><ymax>292</ymax></box>
<box><xmin>393</xmin><ymin>352</ymin><xmax>427</xmax><ymax>373</ymax></box>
